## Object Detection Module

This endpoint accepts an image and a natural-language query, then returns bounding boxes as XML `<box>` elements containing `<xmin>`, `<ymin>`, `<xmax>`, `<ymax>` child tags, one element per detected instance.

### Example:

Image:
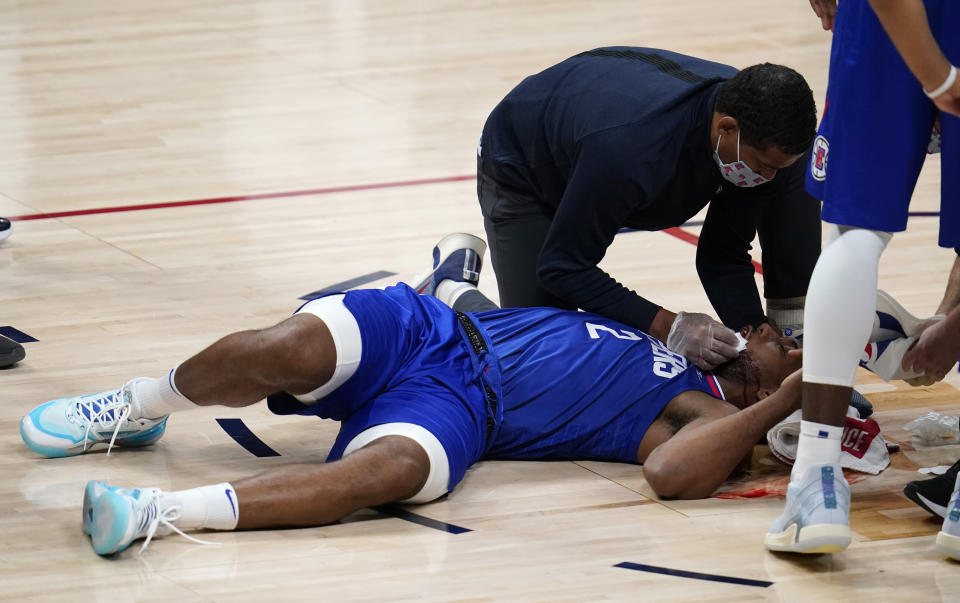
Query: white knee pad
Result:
<box><xmin>293</xmin><ymin>295</ymin><xmax>362</xmax><ymax>402</ymax></box>
<box><xmin>343</xmin><ymin>423</ymin><xmax>451</xmax><ymax>504</ymax></box>
<box><xmin>803</xmin><ymin>228</ymin><xmax>893</xmax><ymax>386</ymax></box>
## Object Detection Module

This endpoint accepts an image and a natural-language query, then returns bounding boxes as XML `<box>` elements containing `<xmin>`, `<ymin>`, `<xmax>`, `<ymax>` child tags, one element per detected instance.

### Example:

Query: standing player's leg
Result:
<box><xmin>765</xmin><ymin>0</ymin><xmax>936</xmax><ymax>554</ymax></box>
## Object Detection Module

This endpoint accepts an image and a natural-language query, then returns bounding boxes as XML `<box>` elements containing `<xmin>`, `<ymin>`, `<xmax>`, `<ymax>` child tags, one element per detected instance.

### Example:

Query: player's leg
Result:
<box><xmin>766</xmin><ymin>0</ymin><xmax>936</xmax><ymax>554</ymax></box>
<box><xmin>20</xmin><ymin>296</ymin><xmax>350</xmax><ymax>457</ymax></box>
<box><xmin>84</xmin><ymin>434</ymin><xmax>432</xmax><ymax>555</ymax></box>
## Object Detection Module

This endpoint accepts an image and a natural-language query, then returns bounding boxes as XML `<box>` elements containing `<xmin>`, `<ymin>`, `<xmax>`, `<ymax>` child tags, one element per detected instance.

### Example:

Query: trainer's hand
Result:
<box><xmin>901</xmin><ymin>316</ymin><xmax>960</xmax><ymax>385</ymax></box>
<box><xmin>808</xmin><ymin>0</ymin><xmax>837</xmax><ymax>31</ymax></box>
<box><xmin>666</xmin><ymin>312</ymin><xmax>740</xmax><ymax>370</ymax></box>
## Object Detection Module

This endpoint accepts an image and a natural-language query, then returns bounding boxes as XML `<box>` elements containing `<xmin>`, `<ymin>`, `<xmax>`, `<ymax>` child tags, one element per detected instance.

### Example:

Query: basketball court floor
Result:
<box><xmin>1</xmin><ymin>1</ymin><xmax>958</xmax><ymax>600</ymax></box>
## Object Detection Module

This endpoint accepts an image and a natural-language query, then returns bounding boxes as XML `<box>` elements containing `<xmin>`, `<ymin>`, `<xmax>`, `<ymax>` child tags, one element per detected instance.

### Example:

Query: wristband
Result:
<box><xmin>925</xmin><ymin>65</ymin><xmax>957</xmax><ymax>99</ymax></box>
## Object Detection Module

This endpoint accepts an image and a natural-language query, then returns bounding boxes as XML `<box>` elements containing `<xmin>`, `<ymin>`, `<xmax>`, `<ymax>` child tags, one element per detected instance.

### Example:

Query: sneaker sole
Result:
<box><xmin>90</xmin><ymin>490</ymin><xmax>137</xmax><ymax>555</ymax></box>
<box><xmin>765</xmin><ymin>522</ymin><xmax>852</xmax><ymax>554</ymax></box>
<box><xmin>82</xmin><ymin>481</ymin><xmax>106</xmax><ymax>535</ymax></box>
<box><xmin>19</xmin><ymin>412</ymin><xmax>167</xmax><ymax>458</ymax></box>
<box><xmin>936</xmin><ymin>530</ymin><xmax>960</xmax><ymax>560</ymax></box>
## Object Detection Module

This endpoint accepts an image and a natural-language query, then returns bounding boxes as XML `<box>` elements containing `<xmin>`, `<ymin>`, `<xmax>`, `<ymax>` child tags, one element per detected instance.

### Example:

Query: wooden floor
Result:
<box><xmin>2</xmin><ymin>1</ymin><xmax>958</xmax><ymax>600</ymax></box>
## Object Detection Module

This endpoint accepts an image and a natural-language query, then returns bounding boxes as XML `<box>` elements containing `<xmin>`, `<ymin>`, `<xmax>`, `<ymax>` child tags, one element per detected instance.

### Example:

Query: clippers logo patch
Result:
<box><xmin>811</xmin><ymin>135</ymin><xmax>829</xmax><ymax>181</ymax></box>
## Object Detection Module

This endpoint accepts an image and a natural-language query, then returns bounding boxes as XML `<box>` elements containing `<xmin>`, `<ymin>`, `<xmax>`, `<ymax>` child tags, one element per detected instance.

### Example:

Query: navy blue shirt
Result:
<box><xmin>480</xmin><ymin>47</ymin><xmax>819</xmax><ymax>332</ymax></box>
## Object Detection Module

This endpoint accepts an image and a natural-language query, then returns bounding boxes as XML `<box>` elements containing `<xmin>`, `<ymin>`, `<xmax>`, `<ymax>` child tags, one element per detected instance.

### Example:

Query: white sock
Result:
<box><xmin>161</xmin><ymin>482</ymin><xmax>239</xmax><ymax>531</ymax></box>
<box><xmin>435</xmin><ymin>280</ymin><xmax>476</xmax><ymax>308</ymax></box>
<box><xmin>131</xmin><ymin>366</ymin><xmax>197</xmax><ymax>419</ymax></box>
<box><xmin>791</xmin><ymin>420</ymin><xmax>844</xmax><ymax>484</ymax></box>
<box><xmin>766</xmin><ymin>296</ymin><xmax>805</xmax><ymax>335</ymax></box>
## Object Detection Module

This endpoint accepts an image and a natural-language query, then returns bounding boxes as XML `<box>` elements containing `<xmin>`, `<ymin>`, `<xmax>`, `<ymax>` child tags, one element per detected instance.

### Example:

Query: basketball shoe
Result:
<box><xmin>0</xmin><ymin>333</ymin><xmax>25</xmax><ymax>367</ymax></box>
<box><xmin>904</xmin><ymin>459</ymin><xmax>960</xmax><ymax>518</ymax></box>
<box><xmin>20</xmin><ymin>379</ymin><xmax>167</xmax><ymax>457</ymax></box>
<box><xmin>0</xmin><ymin>217</ymin><xmax>11</xmax><ymax>242</ymax></box>
<box><xmin>410</xmin><ymin>233</ymin><xmax>486</xmax><ymax>296</ymax></box>
<box><xmin>937</xmin><ymin>471</ymin><xmax>960</xmax><ymax>560</ymax></box>
<box><xmin>765</xmin><ymin>463</ymin><xmax>852</xmax><ymax>553</ymax></box>
<box><xmin>85</xmin><ymin>481</ymin><xmax>181</xmax><ymax>555</ymax></box>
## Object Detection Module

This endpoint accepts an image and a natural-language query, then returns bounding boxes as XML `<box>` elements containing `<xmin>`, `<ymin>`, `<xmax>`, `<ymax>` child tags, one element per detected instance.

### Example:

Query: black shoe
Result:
<box><xmin>0</xmin><ymin>217</ymin><xmax>11</xmax><ymax>242</ymax></box>
<box><xmin>0</xmin><ymin>333</ymin><xmax>25</xmax><ymax>367</ymax></box>
<box><xmin>904</xmin><ymin>458</ymin><xmax>960</xmax><ymax>518</ymax></box>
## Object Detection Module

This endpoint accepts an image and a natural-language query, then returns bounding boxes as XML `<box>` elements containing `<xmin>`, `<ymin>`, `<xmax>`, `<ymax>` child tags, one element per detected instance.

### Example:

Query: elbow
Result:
<box><xmin>643</xmin><ymin>456</ymin><xmax>717</xmax><ymax>500</ymax></box>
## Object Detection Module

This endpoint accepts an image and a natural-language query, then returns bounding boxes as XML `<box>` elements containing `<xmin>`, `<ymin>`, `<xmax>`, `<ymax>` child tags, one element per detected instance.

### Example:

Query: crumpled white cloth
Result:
<box><xmin>766</xmin><ymin>406</ymin><xmax>891</xmax><ymax>474</ymax></box>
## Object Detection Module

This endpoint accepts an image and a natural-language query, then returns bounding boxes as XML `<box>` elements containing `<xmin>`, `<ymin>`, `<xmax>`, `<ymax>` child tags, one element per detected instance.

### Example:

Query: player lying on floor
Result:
<box><xmin>21</xmin><ymin>276</ymin><xmax>802</xmax><ymax>555</ymax></box>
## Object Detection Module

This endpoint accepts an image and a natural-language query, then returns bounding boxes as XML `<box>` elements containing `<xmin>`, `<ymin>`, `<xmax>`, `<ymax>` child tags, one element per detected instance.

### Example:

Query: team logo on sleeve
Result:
<box><xmin>811</xmin><ymin>135</ymin><xmax>829</xmax><ymax>181</ymax></box>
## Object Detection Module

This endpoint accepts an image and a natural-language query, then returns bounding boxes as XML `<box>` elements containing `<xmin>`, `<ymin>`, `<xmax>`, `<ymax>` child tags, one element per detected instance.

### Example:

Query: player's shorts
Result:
<box><xmin>806</xmin><ymin>0</ymin><xmax>959</xmax><ymax>247</ymax></box>
<box><xmin>266</xmin><ymin>284</ymin><xmax>496</xmax><ymax>497</ymax></box>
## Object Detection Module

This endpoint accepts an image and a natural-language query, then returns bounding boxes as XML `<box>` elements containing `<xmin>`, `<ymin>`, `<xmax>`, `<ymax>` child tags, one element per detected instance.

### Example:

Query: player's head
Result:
<box><xmin>713</xmin><ymin>63</ymin><xmax>817</xmax><ymax>179</ymax></box>
<box><xmin>711</xmin><ymin>322</ymin><xmax>801</xmax><ymax>408</ymax></box>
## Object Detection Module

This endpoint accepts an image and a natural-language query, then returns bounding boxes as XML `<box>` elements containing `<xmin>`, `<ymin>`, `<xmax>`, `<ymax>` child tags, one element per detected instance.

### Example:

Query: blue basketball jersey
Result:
<box><xmin>806</xmin><ymin>0</ymin><xmax>959</xmax><ymax>246</ymax></box>
<box><xmin>472</xmin><ymin>306</ymin><xmax>724</xmax><ymax>463</ymax></box>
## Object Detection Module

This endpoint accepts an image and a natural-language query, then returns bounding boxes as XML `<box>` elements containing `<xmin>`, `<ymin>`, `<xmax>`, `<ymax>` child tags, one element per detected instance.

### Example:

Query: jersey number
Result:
<box><xmin>585</xmin><ymin>322</ymin><xmax>642</xmax><ymax>341</ymax></box>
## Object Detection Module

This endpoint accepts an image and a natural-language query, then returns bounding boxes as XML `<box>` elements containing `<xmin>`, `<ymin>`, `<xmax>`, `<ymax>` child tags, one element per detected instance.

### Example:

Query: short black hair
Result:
<box><xmin>715</xmin><ymin>63</ymin><xmax>817</xmax><ymax>156</ymax></box>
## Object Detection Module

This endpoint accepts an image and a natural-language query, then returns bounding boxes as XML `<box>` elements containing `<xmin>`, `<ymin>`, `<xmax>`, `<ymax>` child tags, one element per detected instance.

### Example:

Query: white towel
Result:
<box><xmin>766</xmin><ymin>406</ymin><xmax>891</xmax><ymax>474</ymax></box>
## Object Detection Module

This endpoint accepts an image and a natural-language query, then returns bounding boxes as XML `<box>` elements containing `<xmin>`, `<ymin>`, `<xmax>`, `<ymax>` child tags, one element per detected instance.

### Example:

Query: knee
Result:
<box><xmin>356</xmin><ymin>436</ymin><xmax>432</xmax><ymax>501</ymax></box>
<box><xmin>255</xmin><ymin>315</ymin><xmax>336</xmax><ymax>391</ymax></box>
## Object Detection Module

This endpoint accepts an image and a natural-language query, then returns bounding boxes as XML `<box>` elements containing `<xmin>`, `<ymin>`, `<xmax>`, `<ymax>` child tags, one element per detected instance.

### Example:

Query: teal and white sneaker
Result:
<box><xmin>85</xmin><ymin>481</ymin><xmax>216</xmax><ymax>555</ymax></box>
<box><xmin>936</xmin><ymin>472</ymin><xmax>960</xmax><ymax>561</ymax></box>
<box><xmin>86</xmin><ymin>482</ymin><xmax>175</xmax><ymax>555</ymax></box>
<box><xmin>82</xmin><ymin>480</ymin><xmax>110</xmax><ymax>535</ymax></box>
<box><xmin>410</xmin><ymin>233</ymin><xmax>486</xmax><ymax>296</ymax></box>
<box><xmin>765</xmin><ymin>463</ymin><xmax>852</xmax><ymax>553</ymax></box>
<box><xmin>20</xmin><ymin>379</ymin><xmax>167</xmax><ymax>457</ymax></box>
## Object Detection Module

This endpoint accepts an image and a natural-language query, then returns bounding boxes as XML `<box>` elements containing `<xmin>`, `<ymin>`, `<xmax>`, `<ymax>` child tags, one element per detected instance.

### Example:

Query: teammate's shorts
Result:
<box><xmin>806</xmin><ymin>0</ymin><xmax>959</xmax><ymax>247</ymax></box>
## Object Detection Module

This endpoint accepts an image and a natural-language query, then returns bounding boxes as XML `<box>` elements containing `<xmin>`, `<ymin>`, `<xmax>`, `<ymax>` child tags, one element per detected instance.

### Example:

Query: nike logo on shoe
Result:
<box><xmin>919</xmin><ymin>493</ymin><xmax>948</xmax><ymax>518</ymax></box>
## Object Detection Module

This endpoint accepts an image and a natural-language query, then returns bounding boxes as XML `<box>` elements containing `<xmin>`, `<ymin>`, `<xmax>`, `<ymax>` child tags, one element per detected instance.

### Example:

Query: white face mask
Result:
<box><xmin>713</xmin><ymin>131</ymin><xmax>769</xmax><ymax>188</ymax></box>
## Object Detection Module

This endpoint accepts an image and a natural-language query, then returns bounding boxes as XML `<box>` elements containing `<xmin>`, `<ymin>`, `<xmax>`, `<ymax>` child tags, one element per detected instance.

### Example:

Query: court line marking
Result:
<box><xmin>615</xmin><ymin>561</ymin><xmax>773</xmax><ymax>587</ymax></box>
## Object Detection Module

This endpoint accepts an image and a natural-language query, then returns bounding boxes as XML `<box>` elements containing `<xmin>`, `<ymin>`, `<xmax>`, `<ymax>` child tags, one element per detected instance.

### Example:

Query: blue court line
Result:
<box><xmin>215</xmin><ymin>418</ymin><xmax>282</xmax><ymax>457</ymax></box>
<box><xmin>0</xmin><ymin>326</ymin><xmax>38</xmax><ymax>343</ymax></box>
<box><xmin>374</xmin><ymin>504</ymin><xmax>472</xmax><ymax>534</ymax></box>
<box><xmin>614</xmin><ymin>562</ymin><xmax>773</xmax><ymax>588</ymax></box>
<box><xmin>299</xmin><ymin>270</ymin><xmax>398</xmax><ymax>300</ymax></box>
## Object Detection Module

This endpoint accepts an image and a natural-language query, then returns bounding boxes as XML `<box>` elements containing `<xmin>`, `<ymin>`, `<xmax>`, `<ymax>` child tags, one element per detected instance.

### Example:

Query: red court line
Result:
<box><xmin>8</xmin><ymin>174</ymin><xmax>760</xmax><ymax>276</ymax></box>
<box><xmin>663</xmin><ymin>227</ymin><xmax>763</xmax><ymax>275</ymax></box>
<box><xmin>7</xmin><ymin>174</ymin><xmax>477</xmax><ymax>221</ymax></box>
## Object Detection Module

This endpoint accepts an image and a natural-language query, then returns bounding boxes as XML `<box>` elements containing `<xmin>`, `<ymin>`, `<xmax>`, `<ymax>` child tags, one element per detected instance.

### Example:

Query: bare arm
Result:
<box><xmin>867</xmin><ymin>0</ymin><xmax>960</xmax><ymax>117</ymax></box>
<box><xmin>643</xmin><ymin>371</ymin><xmax>802</xmax><ymax>499</ymax></box>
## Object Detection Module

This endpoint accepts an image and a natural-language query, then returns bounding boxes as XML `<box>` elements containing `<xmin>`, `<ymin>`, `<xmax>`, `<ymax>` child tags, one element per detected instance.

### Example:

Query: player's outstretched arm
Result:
<box><xmin>642</xmin><ymin>371</ymin><xmax>802</xmax><ymax>499</ymax></box>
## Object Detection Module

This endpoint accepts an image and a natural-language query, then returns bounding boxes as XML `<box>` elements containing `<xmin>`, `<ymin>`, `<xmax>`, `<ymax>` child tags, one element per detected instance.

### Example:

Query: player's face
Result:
<box><xmin>741</xmin><ymin>323</ymin><xmax>801</xmax><ymax>393</ymax></box>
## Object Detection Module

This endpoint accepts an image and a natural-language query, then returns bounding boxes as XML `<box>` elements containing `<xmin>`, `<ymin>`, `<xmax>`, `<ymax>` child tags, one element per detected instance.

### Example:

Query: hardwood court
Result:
<box><xmin>1</xmin><ymin>1</ymin><xmax>957</xmax><ymax>600</ymax></box>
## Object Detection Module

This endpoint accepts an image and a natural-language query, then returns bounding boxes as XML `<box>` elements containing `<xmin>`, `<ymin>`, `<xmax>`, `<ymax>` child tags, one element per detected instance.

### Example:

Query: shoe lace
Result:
<box><xmin>138</xmin><ymin>503</ymin><xmax>221</xmax><ymax>554</ymax></box>
<box><xmin>78</xmin><ymin>389</ymin><xmax>134</xmax><ymax>455</ymax></box>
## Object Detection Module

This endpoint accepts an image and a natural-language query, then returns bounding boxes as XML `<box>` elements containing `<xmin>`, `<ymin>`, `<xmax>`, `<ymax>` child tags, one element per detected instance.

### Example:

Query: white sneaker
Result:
<box><xmin>20</xmin><ymin>379</ymin><xmax>167</xmax><ymax>457</ymax></box>
<box><xmin>409</xmin><ymin>233</ymin><xmax>486</xmax><ymax>296</ymax></box>
<box><xmin>937</xmin><ymin>472</ymin><xmax>960</xmax><ymax>560</ymax></box>
<box><xmin>873</xmin><ymin>289</ymin><xmax>942</xmax><ymax>341</ymax></box>
<box><xmin>860</xmin><ymin>337</ymin><xmax>925</xmax><ymax>381</ymax></box>
<box><xmin>85</xmin><ymin>481</ymin><xmax>219</xmax><ymax>555</ymax></box>
<box><xmin>765</xmin><ymin>463</ymin><xmax>852</xmax><ymax>553</ymax></box>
